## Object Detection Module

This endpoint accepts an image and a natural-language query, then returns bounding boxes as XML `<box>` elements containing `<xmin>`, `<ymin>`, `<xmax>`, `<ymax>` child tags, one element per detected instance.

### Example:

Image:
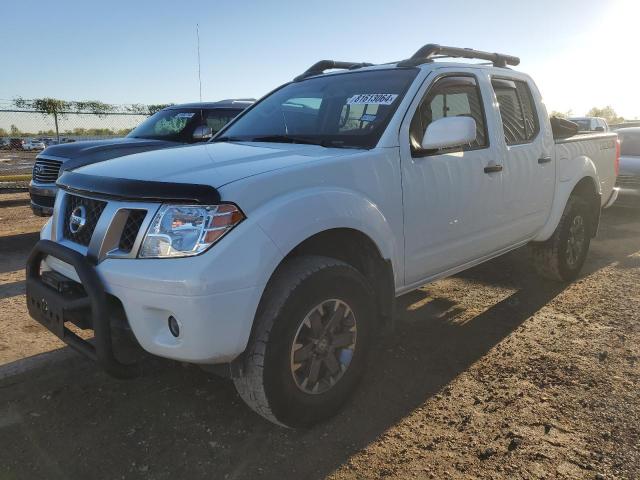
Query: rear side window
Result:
<box><xmin>491</xmin><ymin>78</ymin><xmax>539</xmax><ymax>145</ymax></box>
<box><xmin>409</xmin><ymin>75</ymin><xmax>488</xmax><ymax>151</ymax></box>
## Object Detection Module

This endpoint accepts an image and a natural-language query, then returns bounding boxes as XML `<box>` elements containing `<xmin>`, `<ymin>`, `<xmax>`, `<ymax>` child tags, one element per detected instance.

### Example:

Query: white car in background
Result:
<box><xmin>23</xmin><ymin>139</ymin><xmax>46</xmax><ymax>151</ymax></box>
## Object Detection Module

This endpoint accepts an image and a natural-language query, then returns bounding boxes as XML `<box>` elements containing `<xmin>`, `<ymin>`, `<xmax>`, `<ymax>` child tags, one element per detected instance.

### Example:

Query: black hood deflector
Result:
<box><xmin>57</xmin><ymin>171</ymin><xmax>221</xmax><ymax>204</ymax></box>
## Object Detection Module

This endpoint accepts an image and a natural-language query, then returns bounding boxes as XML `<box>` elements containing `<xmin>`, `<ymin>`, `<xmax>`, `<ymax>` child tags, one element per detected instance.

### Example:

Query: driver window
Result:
<box><xmin>409</xmin><ymin>75</ymin><xmax>488</xmax><ymax>151</ymax></box>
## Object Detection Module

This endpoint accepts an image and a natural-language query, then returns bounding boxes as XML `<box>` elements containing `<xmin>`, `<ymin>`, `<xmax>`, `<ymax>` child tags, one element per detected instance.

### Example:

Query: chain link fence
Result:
<box><xmin>0</xmin><ymin>100</ymin><xmax>152</xmax><ymax>190</ymax></box>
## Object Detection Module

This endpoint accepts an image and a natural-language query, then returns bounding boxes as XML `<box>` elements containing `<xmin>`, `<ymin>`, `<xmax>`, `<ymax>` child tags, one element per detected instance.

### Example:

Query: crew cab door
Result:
<box><xmin>399</xmin><ymin>71</ymin><xmax>508</xmax><ymax>286</ymax></box>
<box><xmin>490</xmin><ymin>77</ymin><xmax>555</xmax><ymax>241</ymax></box>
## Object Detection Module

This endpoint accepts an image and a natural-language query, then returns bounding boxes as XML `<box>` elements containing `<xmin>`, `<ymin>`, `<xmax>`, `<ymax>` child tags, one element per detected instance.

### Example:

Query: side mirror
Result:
<box><xmin>594</xmin><ymin>126</ymin><xmax>605</xmax><ymax>132</ymax></box>
<box><xmin>192</xmin><ymin>125</ymin><xmax>213</xmax><ymax>141</ymax></box>
<box><xmin>421</xmin><ymin>116</ymin><xmax>477</xmax><ymax>151</ymax></box>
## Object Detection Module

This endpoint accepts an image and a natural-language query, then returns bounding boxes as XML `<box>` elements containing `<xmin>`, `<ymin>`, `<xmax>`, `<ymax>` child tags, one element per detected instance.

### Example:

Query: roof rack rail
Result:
<box><xmin>294</xmin><ymin>60</ymin><xmax>374</xmax><ymax>81</ymax></box>
<box><xmin>398</xmin><ymin>43</ymin><xmax>520</xmax><ymax>68</ymax></box>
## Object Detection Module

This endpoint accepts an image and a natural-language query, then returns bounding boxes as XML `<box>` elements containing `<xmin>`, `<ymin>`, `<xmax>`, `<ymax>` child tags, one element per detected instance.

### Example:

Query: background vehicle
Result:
<box><xmin>29</xmin><ymin>99</ymin><xmax>254</xmax><ymax>216</ymax></box>
<box><xmin>39</xmin><ymin>137</ymin><xmax>58</xmax><ymax>147</ymax></box>
<box><xmin>569</xmin><ymin>116</ymin><xmax>610</xmax><ymax>132</ymax></box>
<box><xmin>23</xmin><ymin>139</ymin><xmax>46</xmax><ymax>151</ymax></box>
<box><xmin>615</xmin><ymin>127</ymin><xmax>640</xmax><ymax>206</ymax></box>
<box><xmin>0</xmin><ymin>138</ymin><xmax>9</xmax><ymax>149</ymax></box>
<box><xmin>26</xmin><ymin>44</ymin><xmax>619</xmax><ymax>427</ymax></box>
<box><xmin>9</xmin><ymin>138</ymin><xmax>25</xmax><ymax>149</ymax></box>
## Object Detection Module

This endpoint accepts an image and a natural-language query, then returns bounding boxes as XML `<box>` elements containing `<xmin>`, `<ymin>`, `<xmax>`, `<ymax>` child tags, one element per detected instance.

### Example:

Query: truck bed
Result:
<box><xmin>554</xmin><ymin>132</ymin><xmax>618</xmax><ymax>207</ymax></box>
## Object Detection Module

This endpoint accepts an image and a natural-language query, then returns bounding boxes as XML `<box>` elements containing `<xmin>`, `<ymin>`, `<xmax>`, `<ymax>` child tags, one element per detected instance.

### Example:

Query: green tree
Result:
<box><xmin>14</xmin><ymin>97</ymin><xmax>71</xmax><ymax>141</ymax></box>
<box><xmin>10</xmin><ymin>124</ymin><xmax>21</xmax><ymax>136</ymax></box>
<box><xmin>586</xmin><ymin>106</ymin><xmax>624</xmax><ymax>125</ymax></box>
<box><xmin>72</xmin><ymin>100</ymin><xmax>115</xmax><ymax>116</ymax></box>
<box><xmin>550</xmin><ymin>109</ymin><xmax>572</xmax><ymax>119</ymax></box>
<box><xmin>125</xmin><ymin>103</ymin><xmax>172</xmax><ymax>115</ymax></box>
<box><xmin>147</xmin><ymin>103</ymin><xmax>173</xmax><ymax>115</ymax></box>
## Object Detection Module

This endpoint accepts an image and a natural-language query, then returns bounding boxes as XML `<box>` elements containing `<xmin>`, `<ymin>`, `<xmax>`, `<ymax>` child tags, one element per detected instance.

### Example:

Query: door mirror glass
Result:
<box><xmin>192</xmin><ymin>125</ymin><xmax>213</xmax><ymax>141</ymax></box>
<box><xmin>421</xmin><ymin>116</ymin><xmax>477</xmax><ymax>150</ymax></box>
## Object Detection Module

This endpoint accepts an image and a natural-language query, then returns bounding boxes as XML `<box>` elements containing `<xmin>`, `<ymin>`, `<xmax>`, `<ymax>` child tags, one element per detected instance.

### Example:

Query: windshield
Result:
<box><xmin>216</xmin><ymin>69</ymin><xmax>418</xmax><ymax>149</ymax></box>
<box><xmin>619</xmin><ymin>131</ymin><xmax>640</xmax><ymax>156</ymax></box>
<box><xmin>128</xmin><ymin>108</ymin><xmax>243</xmax><ymax>143</ymax></box>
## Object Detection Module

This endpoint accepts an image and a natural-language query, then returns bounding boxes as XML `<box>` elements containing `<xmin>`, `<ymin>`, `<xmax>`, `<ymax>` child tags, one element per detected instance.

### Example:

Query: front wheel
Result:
<box><xmin>529</xmin><ymin>196</ymin><xmax>593</xmax><ymax>282</ymax></box>
<box><xmin>233</xmin><ymin>255</ymin><xmax>374</xmax><ymax>427</ymax></box>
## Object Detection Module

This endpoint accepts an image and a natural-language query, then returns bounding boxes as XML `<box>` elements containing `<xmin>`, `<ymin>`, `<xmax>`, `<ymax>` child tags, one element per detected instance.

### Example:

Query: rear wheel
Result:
<box><xmin>529</xmin><ymin>196</ymin><xmax>593</xmax><ymax>281</ymax></box>
<box><xmin>233</xmin><ymin>255</ymin><xmax>374</xmax><ymax>427</ymax></box>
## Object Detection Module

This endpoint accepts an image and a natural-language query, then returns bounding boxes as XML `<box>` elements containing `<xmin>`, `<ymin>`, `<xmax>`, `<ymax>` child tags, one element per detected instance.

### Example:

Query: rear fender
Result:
<box><xmin>534</xmin><ymin>155</ymin><xmax>600</xmax><ymax>242</ymax></box>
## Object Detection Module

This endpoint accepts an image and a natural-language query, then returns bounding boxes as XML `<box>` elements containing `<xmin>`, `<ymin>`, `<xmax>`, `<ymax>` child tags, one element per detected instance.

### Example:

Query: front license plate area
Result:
<box><xmin>26</xmin><ymin>278</ymin><xmax>68</xmax><ymax>338</ymax></box>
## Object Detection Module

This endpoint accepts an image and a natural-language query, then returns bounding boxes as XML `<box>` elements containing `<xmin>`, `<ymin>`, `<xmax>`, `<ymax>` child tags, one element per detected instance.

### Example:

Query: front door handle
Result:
<box><xmin>484</xmin><ymin>164</ymin><xmax>503</xmax><ymax>174</ymax></box>
<box><xmin>538</xmin><ymin>156</ymin><xmax>552</xmax><ymax>164</ymax></box>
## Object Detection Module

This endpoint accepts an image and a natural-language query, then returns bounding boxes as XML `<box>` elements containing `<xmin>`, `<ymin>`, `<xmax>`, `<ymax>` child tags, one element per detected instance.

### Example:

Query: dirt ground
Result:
<box><xmin>0</xmin><ymin>192</ymin><xmax>638</xmax><ymax>480</ymax></box>
<box><xmin>0</xmin><ymin>193</ymin><xmax>61</xmax><ymax>365</ymax></box>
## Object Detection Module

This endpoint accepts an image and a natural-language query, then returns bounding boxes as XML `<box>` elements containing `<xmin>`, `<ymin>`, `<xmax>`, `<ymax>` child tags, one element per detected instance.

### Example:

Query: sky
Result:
<box><xmin>1</xmin><ymin>0</ymin><xmax>638</xmax><ymax>118</ymax></box>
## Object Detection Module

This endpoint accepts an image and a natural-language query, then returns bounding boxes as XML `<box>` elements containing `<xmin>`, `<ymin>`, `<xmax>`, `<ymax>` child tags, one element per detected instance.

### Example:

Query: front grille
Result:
<box><xmin>31</xmin><ymin>193</ymin><xmax>55</xmax><ymax>208</ymax></box>
<box><xmin>33</xmin><ymin>158</ymin><xmax>63</xmax><ymax>183</ymax></box>
<box><xmin>616</xmin><ymin>175</ymin><xmax>640</xmax><ymax>188</ymax></box>
<box><xmin>62</xmin><ymin>194</ymin><xmax>107</xmax><ymax>246</ymax></box>
<box><xmin>118</xmin><ymin>210</ymin><xmax>146</xmax><ymax>253</ymax></box>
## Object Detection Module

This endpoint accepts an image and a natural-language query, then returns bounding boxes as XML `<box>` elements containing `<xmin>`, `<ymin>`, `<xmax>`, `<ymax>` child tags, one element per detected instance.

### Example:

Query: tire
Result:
<box><xmin>233</xmin><ymin>255</ymin><xmax>375</xmax><ymax>427</ymax></box>
<box><xmin>529</xmin><ymin>195</ymin><xmax>593</xmax><ymax>282</ymax></box>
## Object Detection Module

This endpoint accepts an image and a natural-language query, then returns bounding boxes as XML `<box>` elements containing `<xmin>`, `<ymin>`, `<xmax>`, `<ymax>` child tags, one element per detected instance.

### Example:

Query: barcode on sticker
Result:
<box><xmin>175</xmin><ymin>112</ymin><xmax>196</xmax><ymax>119</ymax></box>
<box><xmin>347</xmin><ymin>94</ymin><xmax>398</xmax><ymax>105</ymax></box>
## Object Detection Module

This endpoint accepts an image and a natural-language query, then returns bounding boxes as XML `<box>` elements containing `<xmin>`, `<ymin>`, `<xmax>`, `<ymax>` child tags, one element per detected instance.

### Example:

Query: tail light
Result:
<box><xmin>615</xmin><ymin>138</ymin><xmax>620</xmax><ymax>177</ymax></box>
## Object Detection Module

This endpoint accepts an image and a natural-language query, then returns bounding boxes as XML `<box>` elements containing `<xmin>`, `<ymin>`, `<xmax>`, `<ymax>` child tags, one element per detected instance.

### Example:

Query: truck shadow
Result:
<box><xmin>0</xmin><ymin>264</ymin><xmax>568</xmax><ymax>480</ymax></box>
<box><xmin>1</xmin><ymin>207</ymin><xmax>639</xmax><ymax>479</ymax></box>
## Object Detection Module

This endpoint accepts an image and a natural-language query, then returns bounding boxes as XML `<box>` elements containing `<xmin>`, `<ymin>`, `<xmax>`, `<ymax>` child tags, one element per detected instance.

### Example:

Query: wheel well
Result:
<box><xmin>571</xmin><ymin>176</ymin><xmax>601</xmax><ymax>236</ymax></box>
<box><xmin>284</xmin><ymin>228</ymin><xmax>395</xmax><ymax>331</ymax></box>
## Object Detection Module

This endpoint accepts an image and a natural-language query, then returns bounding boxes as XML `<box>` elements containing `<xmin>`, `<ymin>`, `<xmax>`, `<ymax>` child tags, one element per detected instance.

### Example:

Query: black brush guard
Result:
<box><xmin>26</xmin><ymin>239</ymin><xmax>140</xmax><ymax>379</ymax></box>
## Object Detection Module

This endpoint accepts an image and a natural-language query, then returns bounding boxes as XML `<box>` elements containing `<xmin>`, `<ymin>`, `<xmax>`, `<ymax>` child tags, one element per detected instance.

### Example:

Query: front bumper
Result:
<box><xmin>37</xmin><ymin>215</ymin><xmax>282</xmax><ymax>367</ymax></box>
<box><xmin>614</xmin><ymin>174</ymin><xmax>640</xmax><ymax>207</ymax></box>
<box><xmin>29</xmin><ymin>181</ymin><xmax>58</xmax><ymax>216</ymax></box>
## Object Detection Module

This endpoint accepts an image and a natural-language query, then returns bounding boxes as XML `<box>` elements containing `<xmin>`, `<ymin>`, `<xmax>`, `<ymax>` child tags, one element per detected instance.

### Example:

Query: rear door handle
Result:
<box><xmin>538</xmin><ymin>156</ymin><xmax>552</xmax><ymax>164</ymax></box>
<box><xmin>484</xmin><ymin>164</ymin><xmax>503</xmax><ymax>174</ymax></box>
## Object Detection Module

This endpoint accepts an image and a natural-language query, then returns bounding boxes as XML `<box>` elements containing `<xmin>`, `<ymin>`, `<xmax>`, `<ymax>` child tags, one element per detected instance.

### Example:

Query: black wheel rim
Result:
<box><xmin>566</xmin><ymin>215</ymin><xmax>585</xmax><ymax>267</ymax></box>
<box><xmin>289</xmin><ymin>299</ymin><xmax>357</xmax><ymax>395</ymax></box>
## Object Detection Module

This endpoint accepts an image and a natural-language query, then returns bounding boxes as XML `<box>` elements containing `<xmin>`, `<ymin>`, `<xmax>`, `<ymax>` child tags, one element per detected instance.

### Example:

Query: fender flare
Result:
<box><xmin>250</xmin><ymin>187</ymin><xmax>401</xmax><ymax>285</ymax></box>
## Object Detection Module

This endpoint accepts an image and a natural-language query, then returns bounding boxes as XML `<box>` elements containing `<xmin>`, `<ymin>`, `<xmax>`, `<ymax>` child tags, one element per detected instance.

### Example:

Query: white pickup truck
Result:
<box><xmin>26</xmin><ymin>44</ymin><xmax>619</xmax><ymax>427</ymax></box>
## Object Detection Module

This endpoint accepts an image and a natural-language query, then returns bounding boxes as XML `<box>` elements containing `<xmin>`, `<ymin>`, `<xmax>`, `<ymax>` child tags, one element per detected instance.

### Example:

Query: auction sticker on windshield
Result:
<box><xmin>347</xmin><ymin>94</ymin><xmax>398</xmax><ymax>105</ymax></box>
<box><xmin>175</xmin><ymin>112</ymin><xmax>196</xmax><ymax>118</ymax></box>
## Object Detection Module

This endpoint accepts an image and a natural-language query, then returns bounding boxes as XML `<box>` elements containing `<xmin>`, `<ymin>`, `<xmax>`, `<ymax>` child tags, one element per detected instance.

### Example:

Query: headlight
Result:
<box><xmin>139</xmin><ymin>204</ymin><xmax>244</xmax><ymax>258</ymax></box>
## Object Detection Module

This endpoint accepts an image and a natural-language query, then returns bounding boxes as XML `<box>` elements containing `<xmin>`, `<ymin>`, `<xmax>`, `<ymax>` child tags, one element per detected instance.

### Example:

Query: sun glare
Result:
<box><xmin>534</xmin><ymin>0</ymin><xmax>639</xmax><ymax>118</ymax></box>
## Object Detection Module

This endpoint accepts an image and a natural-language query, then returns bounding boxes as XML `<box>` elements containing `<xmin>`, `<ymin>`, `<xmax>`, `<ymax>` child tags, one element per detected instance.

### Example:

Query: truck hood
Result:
<box><xmin>73</xmin><ymin>141</ymin><xmax>359</xmax><ymax>188</ymax></box>
<box><xmin>42</xmin><ymin>137</ymin><xmax>181</xmax><ymax>171</ymax></box>
<box><xmin>619</xmin><ymin>155</ymin><xmax>640</xmax><ymax>176</ymax></box>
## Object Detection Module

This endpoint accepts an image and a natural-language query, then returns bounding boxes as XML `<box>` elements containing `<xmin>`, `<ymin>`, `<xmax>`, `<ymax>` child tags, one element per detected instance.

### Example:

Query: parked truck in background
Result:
<box><xmin>614</xmin><ymin>127</ymin><xmax>640</xmax><ymax>207</ymax></box>
<box><xmin>29</xmin><ymin>99</ymin><xmax>254</xmax><ymax>216</ymax></box>
<box><xmin>26</xmin><ymin>44</ymin><xmax>619</xmax><ymax>427</ymax></box>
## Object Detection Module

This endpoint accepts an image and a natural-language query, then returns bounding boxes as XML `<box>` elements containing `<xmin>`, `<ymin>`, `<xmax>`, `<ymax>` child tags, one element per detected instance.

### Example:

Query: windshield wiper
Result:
<box><xmin>249</xmin><ymin>135</ymin><xmax>326</xmax><ymax>146</ymax></box>
<box><xmin>211</xmin><ymin>136</ymin><xmax>246</xmax><ymax>143</ymax></box>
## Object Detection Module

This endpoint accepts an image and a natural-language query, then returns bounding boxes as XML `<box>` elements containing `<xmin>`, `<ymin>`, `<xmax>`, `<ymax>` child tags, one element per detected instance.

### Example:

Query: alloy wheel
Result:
<box><xmin>289</xmin><ymin>299</ymin><xmax>357</xmax><ymax>395</ymax></box>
